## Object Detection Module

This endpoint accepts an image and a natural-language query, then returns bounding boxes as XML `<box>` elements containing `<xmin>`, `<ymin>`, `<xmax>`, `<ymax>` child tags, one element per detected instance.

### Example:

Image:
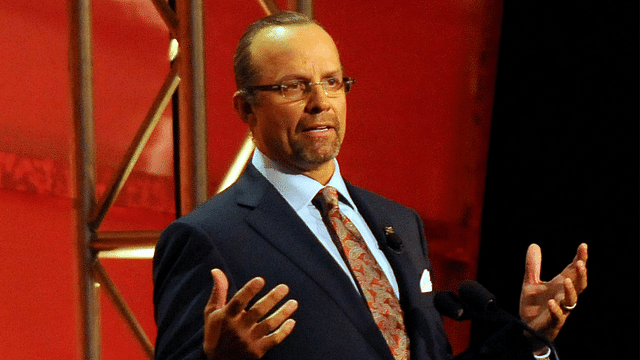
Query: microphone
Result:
<box><xmin>436</xmin><ymin>280</ymin><xmax>560</xmax><ymax>360</ymax></box>
<box><xmin>434</xmin><ymin>291</ymin><xmax>466</xmax><ymax>321</ymax></box>
<box><xmin>433</xmin><ymin>283</ymin><xmax>502</xmax><ymax>322</ymax></box>
<box><xmin>458</xmin><ymin>280</ymin><xmax>508</xmax><ymax>321</ymax></box>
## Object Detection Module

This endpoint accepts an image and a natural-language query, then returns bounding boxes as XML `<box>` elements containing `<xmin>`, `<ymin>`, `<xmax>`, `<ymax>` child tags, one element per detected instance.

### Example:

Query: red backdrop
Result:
<box><xmin>0</xmin><ymin>0</ymin><xmax>502</xmax><ymax>358</ymax></box>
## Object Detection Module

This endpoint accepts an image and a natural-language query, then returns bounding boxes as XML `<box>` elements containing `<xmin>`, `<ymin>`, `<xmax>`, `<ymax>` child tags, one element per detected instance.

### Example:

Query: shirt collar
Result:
<box><xmin>251</xmin><ymin>149</ymin><xmax>355</xmax><ymax>212</ymax></box>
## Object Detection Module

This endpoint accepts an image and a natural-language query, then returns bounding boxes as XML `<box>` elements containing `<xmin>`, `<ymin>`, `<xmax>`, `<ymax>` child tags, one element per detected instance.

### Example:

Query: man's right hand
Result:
<box><xmin>203</xmin><ymin>269</ymin><xmax>298</xmax><ymax>360</ymax></box>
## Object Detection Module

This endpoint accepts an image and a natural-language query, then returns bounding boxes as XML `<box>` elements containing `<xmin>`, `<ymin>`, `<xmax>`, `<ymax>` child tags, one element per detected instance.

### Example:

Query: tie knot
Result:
<box><xmin>320</xmin><ymin>186</ymin><xmax>339</xmax><ymax>205</ymax></box>
<box><xmin>313</xmin><ymin>186</ymin><xmax>340</xmax><ymax>215</ymax></box>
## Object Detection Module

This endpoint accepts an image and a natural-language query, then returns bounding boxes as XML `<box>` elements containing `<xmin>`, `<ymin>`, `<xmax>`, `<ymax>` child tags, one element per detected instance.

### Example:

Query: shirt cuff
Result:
<box><xmin>533</xmin><ymin>347</ymin><xmax>551</xmax><ymax>360</ymax></box>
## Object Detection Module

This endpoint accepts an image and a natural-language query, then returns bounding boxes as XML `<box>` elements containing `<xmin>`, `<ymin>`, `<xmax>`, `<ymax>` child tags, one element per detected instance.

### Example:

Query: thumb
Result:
<box><xmin>523</xmin><ymin>243</ymin><xmax>542</xmax><ymax>285</ymax></box>
<box><xmin>205</xmin><ymin>268</ymin><xmax>229</xmax><ymax>314</ymax></box>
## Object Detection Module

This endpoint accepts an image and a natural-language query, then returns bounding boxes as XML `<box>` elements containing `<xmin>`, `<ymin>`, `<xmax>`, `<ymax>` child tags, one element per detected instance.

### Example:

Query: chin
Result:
<box><xmin>297</xmin><ymin>146</ymin><xmax>340</xmax><ymax>168</ymax></box>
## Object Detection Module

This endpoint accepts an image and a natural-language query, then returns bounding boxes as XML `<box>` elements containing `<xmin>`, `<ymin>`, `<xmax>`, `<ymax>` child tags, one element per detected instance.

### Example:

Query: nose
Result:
<box><xmin>305</xmin><ymin>83</ymin><xmax>331</xmax><ymax>114</ymax></box>
<box><xmin>312</xmin><ymin>81</ymin><xmax>330</xmax><ymax>96</ymax></box>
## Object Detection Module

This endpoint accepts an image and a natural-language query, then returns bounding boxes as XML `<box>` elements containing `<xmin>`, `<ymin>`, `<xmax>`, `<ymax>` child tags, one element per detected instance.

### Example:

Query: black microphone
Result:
<box><xmin>434</xmin><ymin>282</ymin><xmax>506</xmax><ymax>322</ymax></box>
<box><xmin>434</xmin><ymin>291</ymin><xmax>467</xmax><ymax>321</ymax></box>
<box><xmin>456</xmin><ymin>280</ymin><xmax>560</xmax><ymax>360</ymax></box>
<box><xmin>458</xmin><ymin>280</ymin><xmax>506</xmax><ymax>320</ymax></box>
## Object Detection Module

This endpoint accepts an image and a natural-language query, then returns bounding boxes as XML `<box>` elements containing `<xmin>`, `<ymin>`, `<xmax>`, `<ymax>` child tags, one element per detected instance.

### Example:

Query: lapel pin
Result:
<box><xmin>384</xmin><ymin>226</ymin><xmax>404</xmax><ymax>253</ymax></box>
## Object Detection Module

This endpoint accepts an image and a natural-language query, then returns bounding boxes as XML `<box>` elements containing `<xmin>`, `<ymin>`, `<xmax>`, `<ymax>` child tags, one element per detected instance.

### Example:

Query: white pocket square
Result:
<box><xmin>420</xmin><ymin>269</ymin><xmax>432</xmax><ymax>293</ymax></box>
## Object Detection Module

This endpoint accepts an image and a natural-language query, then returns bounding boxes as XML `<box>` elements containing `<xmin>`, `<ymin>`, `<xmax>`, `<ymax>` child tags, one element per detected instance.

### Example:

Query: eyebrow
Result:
<box><xmin>277</xmin><ymin>69</ymin><xmax>344</xmax><ymax>83</ymax></box>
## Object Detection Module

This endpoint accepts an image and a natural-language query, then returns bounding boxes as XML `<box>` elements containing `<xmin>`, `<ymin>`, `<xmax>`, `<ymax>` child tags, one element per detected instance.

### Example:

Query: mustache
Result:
<box><xmin>296</xmin><ymin>114</ymin><xmax>340</xmax><ymax>132</ymax></box>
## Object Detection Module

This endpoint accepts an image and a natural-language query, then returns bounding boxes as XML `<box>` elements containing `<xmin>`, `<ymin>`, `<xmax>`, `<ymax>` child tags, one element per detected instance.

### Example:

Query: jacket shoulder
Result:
<box><xmin>346</xmin><ymin>182</ymin><xmax>418</xmax><ymax>216</ymax></box>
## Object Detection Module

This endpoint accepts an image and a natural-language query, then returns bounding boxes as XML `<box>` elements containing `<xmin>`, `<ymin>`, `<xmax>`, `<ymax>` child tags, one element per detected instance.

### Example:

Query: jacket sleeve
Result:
<box><xmin>453</xmin><ymin>322</ymin><xmax>537</xmax><ymax>360</ymax></box>
<box><xmin>152</xmin><ymin>221</ymin><xmax>228</xmax><ymax>360</ymax></box>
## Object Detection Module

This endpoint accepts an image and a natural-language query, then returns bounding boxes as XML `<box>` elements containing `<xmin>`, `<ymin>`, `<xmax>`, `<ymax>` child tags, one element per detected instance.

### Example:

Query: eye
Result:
<box><xmin>325</xmin><ymin>77</ymin><xmax>339</xmax><ymax>86</ymax></box>
<box><xmin>281</xmin><ymin>80</ymin><xmax>304</xmax><ymax>92</ymax></box>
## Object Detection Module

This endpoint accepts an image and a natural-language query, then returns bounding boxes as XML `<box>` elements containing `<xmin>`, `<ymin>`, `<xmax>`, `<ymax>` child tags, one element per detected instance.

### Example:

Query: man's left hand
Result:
<box><xmin>519</xmin><ymin>243</ymin><xmax>588</xmax><ymax>347</ymax></box>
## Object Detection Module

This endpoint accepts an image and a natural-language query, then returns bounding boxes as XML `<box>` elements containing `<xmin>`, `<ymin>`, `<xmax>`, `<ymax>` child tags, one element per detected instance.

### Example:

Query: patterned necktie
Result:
<box><xmin>313</xmin><ymin>186</ymin><xmax>410</xmax><ymax>360</ymax></box>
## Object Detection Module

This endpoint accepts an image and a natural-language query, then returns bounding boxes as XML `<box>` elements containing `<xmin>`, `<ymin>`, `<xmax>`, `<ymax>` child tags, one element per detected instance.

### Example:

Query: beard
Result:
<box><xmin>290</xmin><ymin>114</ymin><xmax>343</xmax><ymax>170</ymax></box>
<box><xmin>291</xmin><ymin>133</ymin><xmax>342</xmax><ymax>169</ymax></box>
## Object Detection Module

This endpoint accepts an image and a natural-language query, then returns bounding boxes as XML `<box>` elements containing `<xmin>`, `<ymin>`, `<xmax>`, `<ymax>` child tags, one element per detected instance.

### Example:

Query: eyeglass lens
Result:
<box><xmin>281</xmin><ymin>79</ymin><xmax>345</xmax><ymax>99</ymax></box>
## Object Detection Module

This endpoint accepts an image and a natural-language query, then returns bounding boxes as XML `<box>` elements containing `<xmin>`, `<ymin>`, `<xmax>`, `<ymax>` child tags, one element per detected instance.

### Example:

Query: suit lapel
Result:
<box><xmin>347</xmin><ymin>182</ymin><xmax>438</xmax><ymax>360</ymax></box>
<box><xmin>345</xmin><ymin>182</ymin><xmax>421</xmax><ymax>295</ymax></box>
<box><xmin>235</xmin><ymin>166</ymin><xmax>394</xmax><ymax>359</ymax></box>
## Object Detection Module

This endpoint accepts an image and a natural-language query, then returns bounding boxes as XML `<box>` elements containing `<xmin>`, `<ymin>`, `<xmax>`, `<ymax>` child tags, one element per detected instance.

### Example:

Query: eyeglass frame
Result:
<box><xmin>241</xmin><ymin>77</ymin><xmax>355</xmax><ymax>99</ymax></box>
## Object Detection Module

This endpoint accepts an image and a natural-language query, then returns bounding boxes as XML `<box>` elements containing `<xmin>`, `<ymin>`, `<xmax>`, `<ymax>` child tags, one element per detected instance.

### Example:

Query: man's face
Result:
<box><xmin>245</xmin><ymin>24</ymin><xmax>347</xmax><ymax>176</ymax></box>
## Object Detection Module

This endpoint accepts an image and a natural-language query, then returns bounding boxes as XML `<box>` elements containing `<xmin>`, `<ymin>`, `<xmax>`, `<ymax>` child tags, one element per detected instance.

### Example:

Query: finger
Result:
<box><xmin>576</xmin><ymin>243</ymin><xmax>588</xmax><ymax>265</ymax></box>
<box><xmin>254</xmin><ymin>299</ymin><xmax>299</xmax><ymax>336</ymax></box>
<box><xmin>569</xmin><ymin>243</ymin><xmax>588</xmax><ymax>267</ymax></box>
<box><xmin>226</xmin><ymin>276</ymin><xmax>266</xmax><ymax>316</ymax></box>
<box><xmin>205</xmin><ymin>269</ymin><xmax>229</xmax><ymax>314</ymax></box>
<box><xmin>562</xmin><ymin>278</ymin><xmax>577</xmax><ymax>311</ymax></box>
<box><xmin>260</xmin><ymin>318</ymin><xmax>297</xmax><ymax>350</ymax></box>
<box><xmin>523</xmin><ymin>243</ymin><xmax>542</xmax><ymax>284</ymax></box>
<box><xmin>244</xmin><ymin>284</ymin><xmax>290</xmax><ymax>325</ymax></box>
<box><xmin>562</xmin><ymin>244</ymin><xmax>587</xmax><ymax>293</ymax></box>
<box><xmin>547</xmin><ymin>299</ymin><xmax>564</xmax><ymax>328</ymax></box>
<box><xmin>575</xmin><ymin>259</ymin><xmax>588</xmax><ymax>293</ymax></box>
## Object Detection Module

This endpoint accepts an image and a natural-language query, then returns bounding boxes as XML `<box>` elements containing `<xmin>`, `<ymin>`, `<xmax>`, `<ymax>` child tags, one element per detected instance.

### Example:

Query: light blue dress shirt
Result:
<box><xmin>252</xmin><ymin>149</ymin><xmax>400</xmax><ymax>297</ymax></box>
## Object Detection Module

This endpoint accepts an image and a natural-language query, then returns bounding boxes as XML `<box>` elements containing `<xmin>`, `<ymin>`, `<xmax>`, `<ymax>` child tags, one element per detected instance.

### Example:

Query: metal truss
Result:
<box><xmin>68</xmin><ymin>0</ymin><xmax>312</xmax><ymax>358</ymax></box>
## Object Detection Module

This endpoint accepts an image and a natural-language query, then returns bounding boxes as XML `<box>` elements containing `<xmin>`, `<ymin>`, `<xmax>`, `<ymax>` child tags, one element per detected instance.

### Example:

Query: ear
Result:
<box><xmin>233</xmin><ymin>91</ymin><xmax>255</xmax><ymax>126</ymax></box>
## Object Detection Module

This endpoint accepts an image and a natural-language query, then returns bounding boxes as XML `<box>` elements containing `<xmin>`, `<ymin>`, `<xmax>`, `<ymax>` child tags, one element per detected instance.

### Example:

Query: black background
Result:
<box><xmin>476</xmin><ymin>1</ymin><xmax>638</xmax><ymax>359</ymax></box>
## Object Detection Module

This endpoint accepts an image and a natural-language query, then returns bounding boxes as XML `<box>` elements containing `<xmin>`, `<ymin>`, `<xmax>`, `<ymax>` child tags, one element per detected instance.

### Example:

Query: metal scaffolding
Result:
<box><xmin>68</xmin><ymin>0</ymin><xmax>312</xmax><ymax>358</ymax></box>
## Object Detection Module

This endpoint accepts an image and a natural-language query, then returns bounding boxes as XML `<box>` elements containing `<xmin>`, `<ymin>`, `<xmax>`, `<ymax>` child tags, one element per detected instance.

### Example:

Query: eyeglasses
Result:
<box><xmin>244</xmin><ymin>77</ymin><xmax>355</xmax><ymax>101</ymax></box>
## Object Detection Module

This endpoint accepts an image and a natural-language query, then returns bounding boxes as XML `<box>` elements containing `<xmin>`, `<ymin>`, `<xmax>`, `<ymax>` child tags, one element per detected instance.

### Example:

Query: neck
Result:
<box><xmin>300</xmin><ymin>161</ymin><xmax>335</xmax><ymax>185</ymax></box>
<box><xmin>253</xmin><ymin>149</ymin><xmax>337</xmax><ymax>185</ymax></box>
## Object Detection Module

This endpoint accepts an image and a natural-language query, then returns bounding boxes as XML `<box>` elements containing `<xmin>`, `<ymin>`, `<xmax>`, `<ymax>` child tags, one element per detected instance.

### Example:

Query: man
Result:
<box><xmin>153</xmin><ymin>12</ymin><xmax>588</xmax><ymax>360</ymax></box>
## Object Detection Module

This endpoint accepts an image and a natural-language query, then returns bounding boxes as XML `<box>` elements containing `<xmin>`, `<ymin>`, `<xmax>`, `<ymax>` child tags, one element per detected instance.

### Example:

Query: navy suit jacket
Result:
<box><xmin>153</xmin><ymin>164</ymin><xmax>533</xmax><ymax>360</ymax></box>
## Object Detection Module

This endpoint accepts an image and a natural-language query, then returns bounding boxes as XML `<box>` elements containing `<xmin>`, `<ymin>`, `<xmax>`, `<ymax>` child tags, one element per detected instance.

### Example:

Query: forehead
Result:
<box><xmin>249</xmin><ymin>24</ymin><xmax>342</xmax><ymax>81</ymax></box>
